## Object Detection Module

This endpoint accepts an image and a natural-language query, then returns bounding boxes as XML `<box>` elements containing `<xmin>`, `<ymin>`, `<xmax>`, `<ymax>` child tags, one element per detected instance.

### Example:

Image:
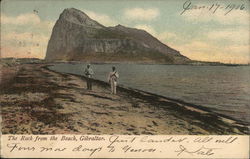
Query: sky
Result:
<box><xmin>1</xmin><ymin>0</ymin><xmax>249</xmax><ymax>64</ymax></box>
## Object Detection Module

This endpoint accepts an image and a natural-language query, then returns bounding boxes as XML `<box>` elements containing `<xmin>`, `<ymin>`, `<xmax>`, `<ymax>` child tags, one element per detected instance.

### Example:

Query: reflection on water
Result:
<box><xmin>49</xmin><ymin>63</ymin><xmax>250</xmax><ymax>123</ymax></box>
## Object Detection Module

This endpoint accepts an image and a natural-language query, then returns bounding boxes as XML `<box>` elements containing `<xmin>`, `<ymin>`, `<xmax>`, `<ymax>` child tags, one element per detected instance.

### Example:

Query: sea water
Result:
<box><xmin>49</xmin><ymin>63</ymin><xmax>250</xmax><ymax>123</ymax></box>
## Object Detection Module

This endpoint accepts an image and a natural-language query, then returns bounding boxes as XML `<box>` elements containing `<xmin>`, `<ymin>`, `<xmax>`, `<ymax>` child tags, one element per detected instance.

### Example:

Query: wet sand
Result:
<box><xmin>0</xmin><ymin>63</ymin><xmax>249</xmax><ymax>134</ymax></box>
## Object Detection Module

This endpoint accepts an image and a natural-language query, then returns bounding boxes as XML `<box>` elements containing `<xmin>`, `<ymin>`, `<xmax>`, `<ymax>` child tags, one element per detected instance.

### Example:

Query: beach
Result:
<box><xmin>0</xmin><ymin>63</ymin><xmax>249</xmax><ymax>135</ymax></box>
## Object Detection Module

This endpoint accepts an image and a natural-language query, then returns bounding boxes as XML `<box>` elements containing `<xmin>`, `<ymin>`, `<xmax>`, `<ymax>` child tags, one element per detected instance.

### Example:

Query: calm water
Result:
<box><xmin>49</xmin><ymin>63</ymin><xmax>250</xmax><ymax>123</ymax></box>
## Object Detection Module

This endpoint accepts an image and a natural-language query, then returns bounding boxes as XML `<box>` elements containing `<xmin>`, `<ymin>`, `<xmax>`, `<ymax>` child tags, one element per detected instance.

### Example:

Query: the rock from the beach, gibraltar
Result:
<box><xmin>45</xmin><ymin>8</ymin><xmax>190</xmax><ymax>64</ymax></box>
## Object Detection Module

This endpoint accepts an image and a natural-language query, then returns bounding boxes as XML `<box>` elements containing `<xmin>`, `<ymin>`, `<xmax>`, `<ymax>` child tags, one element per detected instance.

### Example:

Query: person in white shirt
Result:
<box><xmin>84</xmin><ymin>64</ymin><xmax>94</xmax><ymax>90</ymax></box>
<box><xmin>108</xmin><ymin>66</ymin><xmax>119</xmax><ymax>94</ymax></box>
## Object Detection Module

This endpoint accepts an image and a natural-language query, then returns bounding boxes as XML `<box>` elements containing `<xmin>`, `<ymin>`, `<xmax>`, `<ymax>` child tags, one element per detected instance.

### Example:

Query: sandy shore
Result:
<box><xmin>0</xmin><ymin>63</ymin><xmax>249</xmax><ymax>135</ymax></box>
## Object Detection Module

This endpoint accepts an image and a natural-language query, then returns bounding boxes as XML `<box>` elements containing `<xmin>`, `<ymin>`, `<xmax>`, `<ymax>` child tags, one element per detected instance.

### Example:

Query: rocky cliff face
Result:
<box><xmin>45</xmin><ymin>8</ymin><xmax>190</xmax><ymax>63</ymax></box>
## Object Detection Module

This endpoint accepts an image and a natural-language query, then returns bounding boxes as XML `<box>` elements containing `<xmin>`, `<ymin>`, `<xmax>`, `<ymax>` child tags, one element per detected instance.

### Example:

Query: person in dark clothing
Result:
<box><xmin>84</xmin><ymin>64</ymin><xmax>94</xmax><ymax>90</ymax></box>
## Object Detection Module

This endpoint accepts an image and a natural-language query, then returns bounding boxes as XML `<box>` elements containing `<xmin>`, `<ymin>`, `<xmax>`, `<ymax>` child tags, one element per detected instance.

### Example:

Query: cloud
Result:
<box><xmin>224</xmin><ymin>44</ymin><xmax>250</xmax><ymax>60</ymax></box>
<box><xmin>84</xmin><ymin>10</ymin><xmax>117</xmax><ymax>26</ymax></box>
<box><xmin>1</xmin><ymin>13</ymin><xmax>41</xmax><ymax>25</ymax></box>
<box><xmin>223</xmin><ymin>44</ymin><xmax>250</xmax><ymax>63</ymax></box>
<box><xmin>181</xmin><ymin>8</ymin><xmax>250</xmax><ymax>25</ymax></box>
<box><xmin>1</xmin><ymin>13</ymin><xmax>54</xmax><ymax>32</ymax></box>
<box><xmin>1</xmin><ymin>13</ymin><xmax>55</xmax><ymax>59</ymax></box>
<box><xmin>170</xmin><ymin>40</ymin><xmax>250</xmax><ymax>64</ymax></box>
<box><xmin>207</xmin><ymin>29</ymin><xmax>249</xmax><ymax>44</ymax></box>
<box><xmin>124</xmin><ymin>8</ymin><xmax>159</xmax><ymax>21</ymax></box>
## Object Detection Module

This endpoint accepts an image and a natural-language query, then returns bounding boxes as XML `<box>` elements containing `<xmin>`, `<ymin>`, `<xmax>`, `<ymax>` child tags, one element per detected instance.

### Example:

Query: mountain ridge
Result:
<box><xmin>45</xmin><ymin>8</ymin><xmax>190</xmax><ymax>64</ymax></box>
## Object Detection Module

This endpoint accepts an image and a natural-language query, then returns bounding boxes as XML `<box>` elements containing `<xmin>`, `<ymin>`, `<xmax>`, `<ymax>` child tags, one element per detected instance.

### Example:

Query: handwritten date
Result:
<box><xmin>181</xmin><ymin>0</ymin><xmax>245</xmax><ymax>15</ymax></box>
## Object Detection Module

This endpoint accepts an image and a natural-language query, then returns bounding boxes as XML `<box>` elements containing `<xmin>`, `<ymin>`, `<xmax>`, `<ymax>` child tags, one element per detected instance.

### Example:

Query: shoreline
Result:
<box><xmin>45</xmin><ymin>65</ymin><xmax>249</xmax><ymax>133</ymax></box>
<box><xmin>1</xmin><ymin>63</ymin><xmax>249</xmax><ymax>134</ymax></box>
<box><xmin>47</xmin><ymin>60</ymin><xmax>250</xmax><ymax>66</ymax></box>
<box><xmin>46</xmin><ymin>64</ymin><xmax>249</xmax><ymax>126</ymax></box>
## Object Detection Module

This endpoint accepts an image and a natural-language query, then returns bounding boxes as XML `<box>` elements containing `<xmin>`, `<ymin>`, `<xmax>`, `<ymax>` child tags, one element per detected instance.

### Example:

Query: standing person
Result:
<box><xmin>108</xmin><ymin>66</ymin><xmax>119</xmax><ymax>94</ymax></box>
<box><xmin>84</xmin><ymin>64</ymin><xmax>94</xmax><ymax>90</ymax></box>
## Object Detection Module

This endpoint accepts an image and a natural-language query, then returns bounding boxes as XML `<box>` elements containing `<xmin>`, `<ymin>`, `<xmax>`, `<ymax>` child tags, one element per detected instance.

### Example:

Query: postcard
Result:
<box><xmin>0</xmin><ymin>0</ymin><xmax>249</xmax><ymax>158</ymax></box>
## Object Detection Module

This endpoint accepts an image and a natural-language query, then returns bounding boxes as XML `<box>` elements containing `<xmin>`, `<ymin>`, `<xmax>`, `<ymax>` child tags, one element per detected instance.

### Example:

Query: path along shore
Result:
<box><xmin>0</xmin><ymin>63</ymin><xmax>249</xmax><ymax>134</ymax></box>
